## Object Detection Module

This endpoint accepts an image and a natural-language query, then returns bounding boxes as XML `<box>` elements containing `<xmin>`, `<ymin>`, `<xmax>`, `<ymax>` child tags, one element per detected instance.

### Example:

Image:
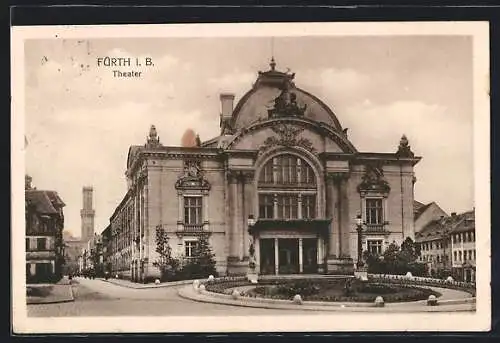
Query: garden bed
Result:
<box><xmin>204</xmin><ymin>277</ymin><xmax>441</xmax><ymax>303</ymax></box>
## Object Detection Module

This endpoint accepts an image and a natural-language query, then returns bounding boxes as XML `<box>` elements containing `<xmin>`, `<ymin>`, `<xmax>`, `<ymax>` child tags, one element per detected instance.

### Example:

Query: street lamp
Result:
<box><xmin>355</xmin><ymin>213</ymin><xmax>364</xmax><ymax>268</ymax></box>
<box><xmin>247</xmin><ymin>215</ymin><xmax>258</xmax><ymax>283</ymax></box>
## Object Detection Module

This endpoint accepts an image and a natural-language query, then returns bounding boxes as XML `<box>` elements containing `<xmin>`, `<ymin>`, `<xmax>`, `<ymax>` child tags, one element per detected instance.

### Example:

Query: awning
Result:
<box><xmin>248</xmin><ymin>218</ymin><xmax>332</xmax><ymax>235</ymax></box>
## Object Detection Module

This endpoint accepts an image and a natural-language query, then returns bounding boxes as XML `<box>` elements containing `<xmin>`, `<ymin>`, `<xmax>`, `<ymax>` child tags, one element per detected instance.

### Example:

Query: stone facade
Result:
<box><xmin>25</xmin><ymin>175</ymin><xmax>66</xmax><ymax>283</ymax></box>
<box><xmin>106</xmin><ymin>60</ymin><xmax>421</xmax><ymax>281</ymax></box>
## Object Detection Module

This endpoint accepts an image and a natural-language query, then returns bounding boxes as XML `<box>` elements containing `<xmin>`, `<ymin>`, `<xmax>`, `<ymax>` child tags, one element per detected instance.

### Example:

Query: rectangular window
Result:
<box><xmin>184</xmin><ymin>197</ymin><xmax>202</xmax><ymax>225</ymax></box>
<box><xmin>365</xmin><ymin>199</ymin><xmax>383</xmax><ymax>225</ymax></box>
<box><xmin>454</xmin><ymin>251</ymin><xmax>457</xmax><ymax>261</ymax></box>
<box><xmin>472</xmin><ymin>232</ymin><xmax>475</xmax><ymax>242</ymax></box>
<box><xmin>259</xmin><ymin>194</ymin><xmax>274</xmax><ymax>219</ymax></box>
<box><xmin>260</xmin><ymin>163</ymin><xmax>274</xmax><ymax>183</ymax></box>
<box><xmin>473</xmin><ymin>250</ymin><xmax>476</xmax><ymax>260</ymax></box>
<box><xmin>26</xmin><ymin>238</ymin><xmax>30</xmax><ymax>251</ymax></box>
<box><xmin>300</xmin><ymin>163</ymin><xmax>314</xmax><ymax>184</ymax></box>
<box><xmin>458</xmin><ymin>251</ymin><xmax>462</xmax><ymax>261</ymax></box>
<box><xmin>37</xmin><ymin>237</ymin><xmax>46</xmax><ymax>251</ymax></box>
<box><xmin>277</xmin><ymin>194</ymin><xmax>298</xmax><ymax>219</ymax></box>
<box><xmin>367</xmin><ymin>240</ymin><xmax>383</xmax><ymax>255</ymax></box>
<box><xmin>185</xmin><ymin>240</ymin><xmax>198</xmax><ymax>258</ymax></box>
<box><xmin>301</xmin><ymin>195</ymin><xmax>316</xmax><ymax>219</ymax></box>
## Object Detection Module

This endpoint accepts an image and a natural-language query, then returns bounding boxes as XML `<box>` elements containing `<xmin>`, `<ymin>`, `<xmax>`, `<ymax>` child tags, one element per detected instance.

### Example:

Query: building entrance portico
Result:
<box><xmin>256</xmin><ymin>230</ymin><xmax>326</xmax><ymax>275</ymax></box>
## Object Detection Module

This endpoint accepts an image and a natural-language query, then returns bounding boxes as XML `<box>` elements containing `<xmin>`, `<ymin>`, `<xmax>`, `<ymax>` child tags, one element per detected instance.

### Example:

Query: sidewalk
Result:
<box><xmin>27</xmin><ymin>276</ymin><xmax>74</xmax><ymax>305</ymax></box>
<box><xmin>100</xmin><ymin>277</ymin><xmax>195</xmax><ymax>289</ymax></box>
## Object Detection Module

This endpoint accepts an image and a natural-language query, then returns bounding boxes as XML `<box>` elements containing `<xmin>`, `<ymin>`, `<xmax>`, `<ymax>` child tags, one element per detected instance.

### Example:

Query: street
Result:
<box><xmin>27</xmin><ymin>277</ymin><xmax>324</xmax><ymax>317</ymax></box>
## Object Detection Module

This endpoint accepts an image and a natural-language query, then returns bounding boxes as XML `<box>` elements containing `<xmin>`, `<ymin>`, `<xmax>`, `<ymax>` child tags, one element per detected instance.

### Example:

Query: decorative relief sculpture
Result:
<box><xmin>267</xmin><ymin>82</ymin><xmax>307</xmax><ymax>118</ymax></box>
<box><xmin>259</xmin><ymin>123</ymin><xmax>315</xmax><ymax>154</ymax></box>
<box><xmin>175</xmin><ymin>160</ymin><xmax>210</xmax><ymax>190</ymax></box>
<box><xmin>184</xmin><ymin>160</ymin><xmax>201</xmax><ymax>177</ymax></box>
<box><xmin>357</xmin><ymin>163</ymin><xmax>390</xmax><ymax>194</ymax></box>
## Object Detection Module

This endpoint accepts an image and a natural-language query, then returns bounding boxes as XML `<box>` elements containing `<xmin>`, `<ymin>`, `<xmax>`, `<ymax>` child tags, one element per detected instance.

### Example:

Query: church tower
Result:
<box><xmin>80</xmin><ymin>186</ymin><xmax>95</xmax><ymax>242</ymax></box>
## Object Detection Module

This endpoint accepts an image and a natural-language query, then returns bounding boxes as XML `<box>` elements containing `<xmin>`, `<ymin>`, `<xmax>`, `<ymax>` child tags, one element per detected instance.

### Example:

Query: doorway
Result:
<box><xmin>302</xmin><ymin>238</ymin><xmax>318</xmax><ymax>273</ymax></box>
<box><xmin>259</xmin><ymin>239</ymin><xmax>275</xmax><ymax>275</ymax></box>
<box><xmin>279</xmin><ymin>239</ymin><xmax>299</xmax><ymax>274</ymax></box>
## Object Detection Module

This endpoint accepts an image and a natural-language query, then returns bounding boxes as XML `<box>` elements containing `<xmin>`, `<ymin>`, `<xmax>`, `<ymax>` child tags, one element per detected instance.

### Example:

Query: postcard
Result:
<box><xmin>11</xmin><ymin>21</ymin><xmax>490</xmax><ymax>333</ymax></box>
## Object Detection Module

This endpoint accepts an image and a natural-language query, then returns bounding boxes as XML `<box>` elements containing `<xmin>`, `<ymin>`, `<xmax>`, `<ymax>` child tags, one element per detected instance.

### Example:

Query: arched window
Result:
<box><xmin>258</xmin><ymin>154</ymin><xmax>316</xmax><ymax>186</ymax></box>
<box><xmin>258</xmin><ymin>154</ymin><xmax>317</xmax><ymax>220</ymax></box>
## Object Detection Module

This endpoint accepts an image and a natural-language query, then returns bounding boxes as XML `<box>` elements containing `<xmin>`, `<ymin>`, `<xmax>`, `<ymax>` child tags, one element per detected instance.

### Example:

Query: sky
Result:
<box><xmin>24</xmin><ymin>35</ymin><xmax>474</xmax><ymax>238</ymax></box>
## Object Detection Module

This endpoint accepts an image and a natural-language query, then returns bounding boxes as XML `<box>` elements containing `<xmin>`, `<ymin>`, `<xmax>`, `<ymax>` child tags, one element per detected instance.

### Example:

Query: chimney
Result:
<box><xmin>220</xmin><ymin>93</ymin><xmax>235</xmax><ymax>124</ymax></box>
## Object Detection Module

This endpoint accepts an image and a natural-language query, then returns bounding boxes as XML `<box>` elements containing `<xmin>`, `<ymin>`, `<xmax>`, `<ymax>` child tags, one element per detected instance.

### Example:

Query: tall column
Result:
<box><xmin>339</xmin><ymin>175</ymin><xmax>350</xmax><ymax>258</ymax></box>
<box><xmin>274</xmin><ymin>238</ymin><xmax>279</xmax><ymax>275</ymax></box>
<box><xmin>242</xmin><ymin>171</ymin><xmax>255</xmax><ymax>260</ymax></box>
<box><xmin>237</xmin><ymin>180</ymin><xmax>244</xmax><ymax>260</ymax></box>
<box><xmin>228</xmin><ymin>173</ymin><xmax>239</xmax><ymax>258</ymax></box>
<box><xmin>299</xmin><ymin>238</ymin><xmax>303</xmax><ymax>273</ymax></box>
<box><xmin>326</xmin><ymin>174</ymin><xmax>339</xmax><ymax>258</ymax></box>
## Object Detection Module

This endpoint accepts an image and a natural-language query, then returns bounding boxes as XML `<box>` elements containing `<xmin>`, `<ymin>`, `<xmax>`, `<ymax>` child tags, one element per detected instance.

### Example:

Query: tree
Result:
<box><xmin>400</xmin><ymin>237</ymin><xmax>421</xmax><ymax>263</ymax></box>
<box><xmin>152</xmin><ymin>225</ymin><xmax>178</xmax><ymax>280</ymax></box>
<box><xmin>182</xmin><ymin>233</ymin><xmax>217</xmax><ymax>278</ymax></box>
<box><xmin>364</xmin><ymin>239</ymin><xmax>426</xmax><ymax>276</ymax></box>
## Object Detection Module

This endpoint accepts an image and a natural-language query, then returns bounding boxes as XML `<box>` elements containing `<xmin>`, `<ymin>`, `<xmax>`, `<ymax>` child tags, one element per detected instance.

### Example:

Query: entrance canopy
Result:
<box><xmin>248</xmin><ymin>219</ymin><xmax>331</xmax><ymax>235</ymax></box>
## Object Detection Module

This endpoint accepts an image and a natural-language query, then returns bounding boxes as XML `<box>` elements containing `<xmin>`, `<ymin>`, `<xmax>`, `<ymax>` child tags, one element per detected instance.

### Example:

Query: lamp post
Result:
<box><xmin>356</xmin><ymin>214</ymin><xmax>364</xmax><ymax>268</ymax></box>
<box><xmin>247</xmin><ymin>215</ymin><xmax>258</xmax><ymax>283</ymax></box>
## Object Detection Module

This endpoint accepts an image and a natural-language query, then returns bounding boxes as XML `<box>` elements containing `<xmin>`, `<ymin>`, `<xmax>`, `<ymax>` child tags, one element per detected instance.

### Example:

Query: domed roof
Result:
<box><xmin>230</xmin><ymin>58</ymin><xmax>343</xmax><ymax>132</ymax></box>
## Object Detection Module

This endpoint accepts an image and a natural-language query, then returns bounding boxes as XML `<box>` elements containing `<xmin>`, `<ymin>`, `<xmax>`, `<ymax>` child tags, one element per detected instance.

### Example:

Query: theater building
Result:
<box><xmin>108</xmin><ymin>60</ymin><xmax>421</xmax><ymax>281</ymax></box>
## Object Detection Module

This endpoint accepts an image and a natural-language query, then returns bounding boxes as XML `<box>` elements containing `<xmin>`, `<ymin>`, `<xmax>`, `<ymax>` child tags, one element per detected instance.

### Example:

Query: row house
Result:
<box><xmin>415</xmin><ymin>210</ymin><xmax>476</xmax><ymax>282</ymax></box>
<box><xmin>25</xmin><ymin>175</ymin><xmax>66</xmax><ymax>283</ymax></box>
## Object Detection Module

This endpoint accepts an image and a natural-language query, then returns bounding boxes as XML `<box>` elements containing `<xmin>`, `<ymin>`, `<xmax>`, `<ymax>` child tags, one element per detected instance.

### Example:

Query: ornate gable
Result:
<box><xmin>175</xmin><ymin>160</ymin><xmax>211</xmax><ymax>190</ymax></box>
<box><xmin>357</xmin><ymin>163</ymin><xmax>391</xmax><ymax>195</ymax></box>
<box><xmin>259</xmin><ymin>123</ymin><xmax>315</xmax><ymax>155</ymax></box>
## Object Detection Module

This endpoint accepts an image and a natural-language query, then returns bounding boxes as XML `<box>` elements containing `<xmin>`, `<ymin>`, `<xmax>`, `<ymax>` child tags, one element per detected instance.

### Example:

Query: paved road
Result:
<box><xmin>27</xmin><ymin>277</ymin><xmax>324</xmax><ymax>317</ymax></box>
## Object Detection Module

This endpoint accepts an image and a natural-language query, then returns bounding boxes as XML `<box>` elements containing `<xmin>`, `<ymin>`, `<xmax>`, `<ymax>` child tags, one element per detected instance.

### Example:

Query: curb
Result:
<box><xmin>177</xmin><ymin>286</ymin><xmax>475</xmax><ymax>312</ymax></box>
<box><xmin>100</xmin><ymin>278</ymin><xmax>196</xmax><ymax>289</ymax></box>
<box><xmin>178</xmin><ymin>283</ymin><xmax>476</xmax><ymax>312</ymax></box>
<box><xmin>27</xmin><ymin>284</ymin><xmax>75</xmax><ymax>305</ymax></box>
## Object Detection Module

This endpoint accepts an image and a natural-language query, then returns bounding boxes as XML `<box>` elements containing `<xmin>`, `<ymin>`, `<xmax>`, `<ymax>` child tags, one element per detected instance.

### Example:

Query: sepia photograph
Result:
<box><xmin>11</xmin><ymin>21</ymin><xmax>490</xmax><ymax>333</ymax></box>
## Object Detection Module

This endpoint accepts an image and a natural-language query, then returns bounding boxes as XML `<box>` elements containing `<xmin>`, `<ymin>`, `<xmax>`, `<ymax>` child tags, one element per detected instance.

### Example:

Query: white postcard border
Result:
<box><xmin>11</xmin><ymin>21</ymin><xmax>491</xmax><ymax>333</ymax></box>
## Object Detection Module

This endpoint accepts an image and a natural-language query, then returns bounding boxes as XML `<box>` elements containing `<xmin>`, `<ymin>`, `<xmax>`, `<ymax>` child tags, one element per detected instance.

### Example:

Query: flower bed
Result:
<box><xmin>204</xmin><ymin>277</ymin><xmax>441</xmax><ymax>303</ymax></box>
<box><xmin>368</xmin><ymin>274</ymin><xmax>476</xmax><ymax>297</ymax></box>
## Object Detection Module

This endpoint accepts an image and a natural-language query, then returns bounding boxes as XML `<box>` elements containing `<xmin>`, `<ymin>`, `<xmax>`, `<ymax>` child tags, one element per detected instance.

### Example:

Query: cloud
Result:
<box><xmin>296</xmin><ymin>68</ymin><xmax>372</xmax><ymax>105</ymax></box>
<box><xmin>207</xmin><ymin>71</ymin><xmax>255</xmax><ymax>95</ymax></box>
<box><xmin>25</xmin><ymin>100</ymin><xmax>211</xmax><ymax>237</ymax></box>
<box><xmin>340</xmin><ymin>100</ymin><xmax>473</xmax><ymax>214</ymax></box>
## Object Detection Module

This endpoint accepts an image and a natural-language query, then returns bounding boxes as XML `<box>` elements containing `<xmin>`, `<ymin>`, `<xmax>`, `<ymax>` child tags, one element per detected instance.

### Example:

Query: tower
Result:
<box><xmin>80</xmin><ymin>186</ymin><xmax>95</xmax><ymax>242</ymax></box>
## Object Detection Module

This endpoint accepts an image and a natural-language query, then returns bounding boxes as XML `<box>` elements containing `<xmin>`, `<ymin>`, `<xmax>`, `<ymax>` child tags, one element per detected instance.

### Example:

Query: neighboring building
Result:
<box><xmin>415</xmin><ymin>210</ymin><xmax>476</xmax><ymax>282</ymax></box>
<box><xmin>62</xmin><ymin>231</ymin><xmax>85</xmax><ymax>276</ymax></box>
<box><xmin>25</xmin><ymin>175</ymin><xmax>66</xmax><ymax>283</ymax></box>
<box><xmin>81</xmin><ymin>186</ymin><xmax>95</xmax><ymax>242</ymax></box>
<box><xmin>450</xmin><ymin>210</ymin><xmax>476</xmax><ymax>282</ymax></box>
<box><xmin>80</xmin><ymin>233</ymin><xmax>104</xmax><ymax>276</ymax></box>
<box><xmin>101</xmin><ymin>225</ymin><xmax>112</xmax><ymax>276</ymax></box>
<box><xmin>414</xmin><ymin>200</ymin><xmax>448</xmax><ymax>233</ymax></box>
<box><xmin>105</xmin><ymin>59</ymin><xmax>422</xmax><ymax>282</ymax></box>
